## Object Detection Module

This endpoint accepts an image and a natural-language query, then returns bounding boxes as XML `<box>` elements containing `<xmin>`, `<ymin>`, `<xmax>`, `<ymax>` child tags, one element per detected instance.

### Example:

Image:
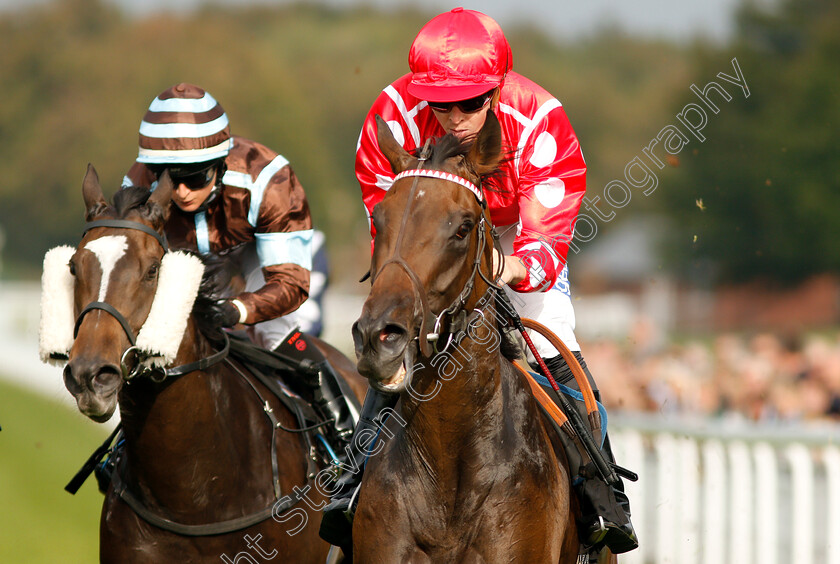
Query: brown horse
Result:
<box><xmin>349</xmin><ymin>112</ymin><xmax>581</xmax><ymax>563</ymax></box>
<box><xmin>56</xmin><ymin>166</ymin><xmax>366</xmax><ymax>563</ymax></box>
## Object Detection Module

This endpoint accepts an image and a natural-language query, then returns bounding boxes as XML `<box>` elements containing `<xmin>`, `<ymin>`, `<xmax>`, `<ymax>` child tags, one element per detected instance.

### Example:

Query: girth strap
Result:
<box><xmin>110</xmin><ymin>467</ymin><xmax>298</xmax><ymax>536</ymax></box>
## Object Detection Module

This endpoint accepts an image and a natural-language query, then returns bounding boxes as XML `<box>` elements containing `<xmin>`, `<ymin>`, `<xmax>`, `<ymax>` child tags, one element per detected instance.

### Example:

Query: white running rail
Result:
<box><xmin>611</xmin><ymin>414</ymin><xmax>840</xmax><ymax>564</ymax></box>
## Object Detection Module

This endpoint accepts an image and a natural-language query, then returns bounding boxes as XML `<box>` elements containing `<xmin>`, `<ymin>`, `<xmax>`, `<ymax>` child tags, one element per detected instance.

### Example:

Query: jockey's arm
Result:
<box><xmin>235</xmin><ymin>165</ymin><xmax>313</xmax><ymax>324</ymax></box>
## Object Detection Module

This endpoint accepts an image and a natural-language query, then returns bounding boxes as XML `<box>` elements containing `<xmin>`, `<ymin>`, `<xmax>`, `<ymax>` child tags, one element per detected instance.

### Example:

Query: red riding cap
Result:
<box><xmin>408</xmin><ymin>8</ymin><xmax>513</xmax><ymax>103</ymax></box>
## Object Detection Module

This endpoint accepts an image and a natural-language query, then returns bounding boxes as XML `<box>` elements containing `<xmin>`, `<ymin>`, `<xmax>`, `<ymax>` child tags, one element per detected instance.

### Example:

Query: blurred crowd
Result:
<box><xmin>583</xmin><ymin>319</ymin><xmax>840</xmax><ymax>423</ymax></box>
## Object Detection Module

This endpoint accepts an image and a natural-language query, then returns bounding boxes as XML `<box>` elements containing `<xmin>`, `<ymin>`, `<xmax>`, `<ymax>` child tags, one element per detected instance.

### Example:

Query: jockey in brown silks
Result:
<box><xmin>123</xmin><ymin>83</ymin><xmax>355</xmax><ymax>442</ymax></box>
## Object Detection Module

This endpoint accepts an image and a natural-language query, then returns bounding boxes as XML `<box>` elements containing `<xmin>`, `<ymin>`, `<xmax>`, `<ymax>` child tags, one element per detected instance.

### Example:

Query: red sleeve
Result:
<box><xmin>355</xmin><ymin>76</ymin><xmax>433</xmax><ymax>248</ymax></box>
<box><xmin>508</xmin><ymin>103</ymin><xmax>586</xmax><ymax>293</ymax></box>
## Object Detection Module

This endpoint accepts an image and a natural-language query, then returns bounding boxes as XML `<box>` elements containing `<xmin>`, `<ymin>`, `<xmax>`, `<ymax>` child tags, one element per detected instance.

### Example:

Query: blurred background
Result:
<box><xmin>0</xmin><ymin>0</ymin><xmax>838</xmax><ymax>562</ymax></box>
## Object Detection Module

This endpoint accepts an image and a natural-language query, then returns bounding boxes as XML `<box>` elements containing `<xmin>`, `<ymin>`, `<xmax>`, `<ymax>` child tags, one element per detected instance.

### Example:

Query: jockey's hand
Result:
<box><xmin>492</xmin><ymin>248</ymin><xmax>527</xmax><ymax>286</ymax></box>
<box><xmin>207</xmin><ymin>299</ymin><xmax>241</xmax><ymax>328</ymax></box>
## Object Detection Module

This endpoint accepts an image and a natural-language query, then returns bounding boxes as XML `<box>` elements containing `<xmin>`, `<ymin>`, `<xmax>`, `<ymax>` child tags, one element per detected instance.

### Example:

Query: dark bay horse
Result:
<box><xmin>56</xmin><ymin>166</ymin><xmax>366</xmax><ymax>563</ymax></box>
<box><xmin>350</xmin><ymin>113</ymin><xmax>580</xmax><ymax>563</ymax></box>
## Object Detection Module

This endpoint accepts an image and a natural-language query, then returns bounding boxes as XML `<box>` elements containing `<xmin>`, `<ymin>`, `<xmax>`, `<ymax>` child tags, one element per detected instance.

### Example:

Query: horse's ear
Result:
<box><xmin>469</xmin><ymin>110</ymin><xmax>503</xmax><ymax>175</ymax></box>
<box><xmin>148</xmin><ymin>169</ymin><xmax>173</xmax><ymax>208</ymax></box>
<box><xmin>376</xmin><ymin>115</ymin><xmax>414</xmax><ymax>174</ymax></box>
<box><xmin>82</xmin><ymin>164</ymin><xmax>108</xmax><ymax>220</ymax></box>
<box><xmin>146</xmin><ymin>169</ymin><xmax>173</xmax><ymax>225</ymax></box>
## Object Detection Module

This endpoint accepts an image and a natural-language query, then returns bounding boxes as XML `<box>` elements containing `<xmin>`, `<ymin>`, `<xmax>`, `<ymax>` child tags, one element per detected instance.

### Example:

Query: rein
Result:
<box><xmin>77</xmin><ymin>218</ymin><xmax>228</xmax><ymax>381</ymax></box>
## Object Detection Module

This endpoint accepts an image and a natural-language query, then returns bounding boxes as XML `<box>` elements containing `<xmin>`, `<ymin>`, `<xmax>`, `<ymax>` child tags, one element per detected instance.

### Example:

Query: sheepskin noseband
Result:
<box><xmin>39</xmin><ymin>246</ymin><xmax>77</xmax><ymax>365</ymax></box>
<box><xmin>136</xmin><ymin>251</ymin><xmax>204</xmax><ymax>367</ymax></box>
<box><xmin>39</xmin><ymin>246</ymin><xmax>205</xmax><ymax>367</ymax></box>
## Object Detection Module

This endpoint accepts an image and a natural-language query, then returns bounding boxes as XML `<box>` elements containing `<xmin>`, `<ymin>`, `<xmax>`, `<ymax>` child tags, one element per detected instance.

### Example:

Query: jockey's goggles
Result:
<box><xmin>154</xmin><ymin>163</ymin><xmax>217</xmax><ymax>191</ymax></box>
<box><xmin>427</xmin><ymin>90</ymin><xmax>494</xmax><ymax>114</ymax></box>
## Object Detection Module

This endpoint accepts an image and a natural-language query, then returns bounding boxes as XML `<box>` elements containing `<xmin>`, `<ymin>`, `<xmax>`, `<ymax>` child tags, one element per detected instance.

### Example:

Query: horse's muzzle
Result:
<box><xmin>352</xmin><ymin>313</ymin><xmax>412</xmax><ymax>387</ymax></box>
<box><xmin>64</xmin><ymin>357</ymin><xmax>122</xmax><ymax>422</ymax></box>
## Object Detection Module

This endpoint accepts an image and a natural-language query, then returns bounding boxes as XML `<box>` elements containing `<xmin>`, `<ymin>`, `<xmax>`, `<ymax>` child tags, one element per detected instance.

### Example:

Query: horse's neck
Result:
<box><xmin>402</xmin><ymin>327</ymin><xmax>511</xmax><ymax>477</ymax></box>
<box><xmin>118</xmin><ymin>321</ymin><xmax>256</xmax><ymax>489</ymax></box>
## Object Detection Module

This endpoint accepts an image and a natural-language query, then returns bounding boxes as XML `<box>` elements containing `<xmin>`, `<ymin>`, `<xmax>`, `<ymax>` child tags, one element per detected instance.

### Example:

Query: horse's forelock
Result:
<box><xmin>111</xmin><ymin>185</ymin><xmax>151</xmax><ymax>218</ymax></box>
<box><xmin>110</xmin><ymin>185</ymin><xmax>170</xmax><ymax>227</ymax></box>
<box><xmin>420</xmin><ymin>134</ymin><xmax>511</xmax><ymax>197</ymax></box>
<box><xmin>424</xmin><ymin>134</ymin><xmax>470</xmax><ymax>168</ymax></box>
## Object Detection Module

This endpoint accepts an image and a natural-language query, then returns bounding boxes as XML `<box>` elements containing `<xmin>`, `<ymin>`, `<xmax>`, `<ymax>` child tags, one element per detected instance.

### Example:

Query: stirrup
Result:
<box><xmin>320</xmin><ymin>483</ymin><xmax>361</xmax><ymax>549</ymax></box>
<box><xmin>323</xmin><ymin>482</ymin><xmax>361</xmax><ymax>518</ymax></box>
<box><xmin>582</xmin><ymin>515</ymin><xmax>639</xmax><ymax>554</ymax></box>
<box><xmin>583</xmin><ymin>516</ymin><xmax>607</xmax><ymax>546</ymax></box>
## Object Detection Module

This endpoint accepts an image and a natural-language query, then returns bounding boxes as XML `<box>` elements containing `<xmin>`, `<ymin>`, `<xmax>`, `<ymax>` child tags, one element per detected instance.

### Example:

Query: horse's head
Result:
<box><xmin>353</xmin><ymin>113</ymin><xmax>502</xmax><ymax>393</ymax></box>
<box><xmin>44</xmin><ymin>165</ymin><xmax>203</xmax><ymax>422</ymax></box>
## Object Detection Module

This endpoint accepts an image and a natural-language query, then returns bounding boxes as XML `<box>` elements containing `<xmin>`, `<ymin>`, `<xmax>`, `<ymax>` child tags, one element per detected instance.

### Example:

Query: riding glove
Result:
<box><xmin>206</xmin><ymin>299</ymin><xmax>241</xmax><ymax>328</ymax></box>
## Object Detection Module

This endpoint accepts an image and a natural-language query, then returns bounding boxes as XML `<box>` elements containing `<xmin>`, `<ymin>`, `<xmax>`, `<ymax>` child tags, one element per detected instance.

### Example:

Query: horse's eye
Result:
<box><xmin>68</xmin><ymin>260</ymin><xmax>76</xmax><ymax>276</ymax></box>
<box><xmin>455</xmin><ymin>221</ymin><xmax>473</xmax><ymax>240</ymax></box>
<box><xmin>146</xmin><ymin>263</ymin><xmax>159</xmax><ymax>280</ymax></box>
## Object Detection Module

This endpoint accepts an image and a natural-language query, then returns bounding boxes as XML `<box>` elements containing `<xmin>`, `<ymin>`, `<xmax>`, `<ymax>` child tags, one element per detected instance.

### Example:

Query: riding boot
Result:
<box><xmin>537</xmin><ymin>353</ymin><xmax>639</xmax><ymax>554</ymax></box>
<box><xmin>576</xmin><ymin>432</ymin><xmax>638</xmax><ymax>553</ymax></box>
<box><xmin>319</xmin><ymin>388</ymin><xmax>399</xmax><ymax>548</ymax></box>
<box><xmin>311</xmin><ymin>360</ymin><xmax>359</xmax><ymax>445</ymax></box>
<box><xmin>273</xmin><ymin>337</ymin><xmax>358</xmax><ymax>448</ymax></box>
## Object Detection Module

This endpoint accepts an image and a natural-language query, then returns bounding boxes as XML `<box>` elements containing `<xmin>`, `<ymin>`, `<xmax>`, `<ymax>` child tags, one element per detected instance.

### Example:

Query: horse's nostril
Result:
<box><xmin>63</xmin><ymin>365</ymin><xmax>82</xmax><ymax>395</ymax></box>
<box><xmin>92</xmin><ymin>366</ymin><xmax>122</xmax><ymax>394</ymax></box>
<box><xmin>379</xmin><ymin>324</ymin><xmax>406</xmax><ymax>343</ymax></box>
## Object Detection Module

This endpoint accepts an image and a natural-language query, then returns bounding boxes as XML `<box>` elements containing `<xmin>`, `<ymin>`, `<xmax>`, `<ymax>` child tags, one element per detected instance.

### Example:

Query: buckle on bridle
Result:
<box><xmin>120</xmin><ymin>346</ymin><xmax>152</xmax><ymax>381</ymax></box>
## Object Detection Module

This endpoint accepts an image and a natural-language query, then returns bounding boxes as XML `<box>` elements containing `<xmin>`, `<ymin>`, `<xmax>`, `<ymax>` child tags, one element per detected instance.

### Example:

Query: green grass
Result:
<box><xmin>0</xmin><ymin>378</ymin><xmax>110</xmax><ymax>563</ymax></box>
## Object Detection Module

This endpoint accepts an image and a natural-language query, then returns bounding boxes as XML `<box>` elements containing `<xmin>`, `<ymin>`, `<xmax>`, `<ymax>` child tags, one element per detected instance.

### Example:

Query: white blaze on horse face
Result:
<box><xmin>84</xmin><ymin>236</ymin><xmax>128</xmax><ymax>301</ymax></box>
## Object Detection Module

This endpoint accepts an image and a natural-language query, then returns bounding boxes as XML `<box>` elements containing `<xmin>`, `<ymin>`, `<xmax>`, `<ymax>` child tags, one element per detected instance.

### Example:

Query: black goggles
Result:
<box><xmin>427</xmin><ymin>91</ymin><xmax>494</xmax><ymax>114</ymax></box>
<box><xmin>155</xmin><ymin>165</ymin><xmax>217</xmax><ymax>191</ymax></box>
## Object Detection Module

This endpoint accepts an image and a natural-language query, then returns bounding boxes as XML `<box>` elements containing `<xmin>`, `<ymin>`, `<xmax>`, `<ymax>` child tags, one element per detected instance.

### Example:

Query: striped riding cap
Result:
<box><xmin>137</xmin><ymin>83</ymin><xmax>233</xmax><ymax>165</ymax></box>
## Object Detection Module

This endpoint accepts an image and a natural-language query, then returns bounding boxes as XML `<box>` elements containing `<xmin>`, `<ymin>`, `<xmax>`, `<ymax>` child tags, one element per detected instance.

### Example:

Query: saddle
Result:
<box><xmin>227</xmin><ymin>329</ymin><xmax>360</xmax><ymax>456</ymax></box>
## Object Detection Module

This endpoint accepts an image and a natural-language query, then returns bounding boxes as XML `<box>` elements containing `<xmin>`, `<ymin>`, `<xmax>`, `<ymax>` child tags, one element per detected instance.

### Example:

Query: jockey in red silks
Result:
<box><xmin>321</xmin><ymin>8</ymin><xmax>638</xmax><ymax>555</ymax></box>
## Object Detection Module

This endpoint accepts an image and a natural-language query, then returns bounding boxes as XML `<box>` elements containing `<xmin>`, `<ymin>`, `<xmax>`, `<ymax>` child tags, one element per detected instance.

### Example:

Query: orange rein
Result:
<box><xmin>521</xmin><ymin>317</ymin><xmax>602</xmax><ymax>441</ymax></box>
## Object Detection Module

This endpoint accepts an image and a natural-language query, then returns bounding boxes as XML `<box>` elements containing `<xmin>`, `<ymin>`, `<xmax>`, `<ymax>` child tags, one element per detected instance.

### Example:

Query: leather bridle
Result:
<box><xmin>75</xmin><ymin>218</ymin><xmax>228</xmax><ymax>382</ymax></box>
<box><xmin>370</xmin><ymin>147</ymin><xmax>504</xmax><ymax>358</ymax></box>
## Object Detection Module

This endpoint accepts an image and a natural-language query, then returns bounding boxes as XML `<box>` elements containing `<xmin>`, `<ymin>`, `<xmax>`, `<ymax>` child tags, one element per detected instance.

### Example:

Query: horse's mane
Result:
<box><xmin>192</xmin><ymin>256</ymin><xmax>240</xmax><ymax>341</ymax></box>
<box><xmin>424</xmin><ymin>133</ymin><xmax>470</xmax><ymax>167</ymax></box>
<box><xmin>499</xmin><ymin>324</ymin><xmax>522</xmax><ymax>362</ymax></box>
<box><xmin>420</xmin><ymin>131</ymin><xmax>513</xmax><ymax>196</ymax></box>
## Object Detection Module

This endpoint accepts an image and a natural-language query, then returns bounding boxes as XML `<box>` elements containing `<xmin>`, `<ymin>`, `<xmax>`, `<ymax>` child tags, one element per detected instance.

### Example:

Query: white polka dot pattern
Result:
<box><xmin>534</xmin><ymin>178</ymin><xmax>566</xmax><ymax>208</ymax></box>
<box><xmin>530</xmin><ymin>131</ymin><xmax>557</xmax><ymax>168</ymax></box>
